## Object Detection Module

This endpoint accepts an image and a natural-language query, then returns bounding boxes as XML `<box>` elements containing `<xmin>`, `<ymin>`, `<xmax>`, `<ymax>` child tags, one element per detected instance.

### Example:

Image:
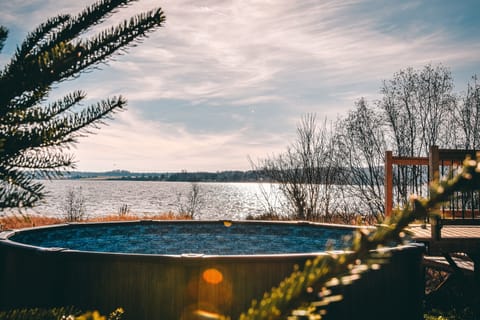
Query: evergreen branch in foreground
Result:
<box><xmin>238</xmin><ymin>156</ymin><xmax>480</xmax><ymax>319</ymax></box>
<box><xmin>0</xmin><ymin>0</ymin><xmax>165</xmax><ymax>210</ymax></box>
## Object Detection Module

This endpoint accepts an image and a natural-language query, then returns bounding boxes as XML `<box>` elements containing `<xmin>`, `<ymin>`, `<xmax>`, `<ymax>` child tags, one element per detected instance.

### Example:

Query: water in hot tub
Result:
<box><xmin>10</xmin><ymin>222</ymin><xmax>354</xmax><ymax>255</ymax></box>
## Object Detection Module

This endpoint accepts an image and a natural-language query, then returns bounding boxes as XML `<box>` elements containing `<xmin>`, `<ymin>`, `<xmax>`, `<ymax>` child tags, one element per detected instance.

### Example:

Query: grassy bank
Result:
<box><xmin>0</xmin><ymin>212</ymin><xmax>191</xmax><ymax>230</ymax></box>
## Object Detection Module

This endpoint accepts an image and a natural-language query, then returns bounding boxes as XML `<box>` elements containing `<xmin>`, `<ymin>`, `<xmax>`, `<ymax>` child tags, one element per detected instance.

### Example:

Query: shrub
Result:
<box><xmin>62</xmin><ymin>187</ymin><xmax>87</xmax><ymax>222</ymax></box>
<box><xmin>176</xmin><ymin>182</ymin><xmax>204</xmax><ymax>219</ymax></box>
<box><xmin>0</xmin><ymin>307</ymin><xmax>124</xmax><ymax>320</ymax></box>
<box><xmin>118</xmin><ymin>204</ymin><xmax>130</xmax><ymax>217</ymax></box>
<box><xmin>0</xmin><ymin>307</ymin><xmax>79</xmax><ymax>320</ymax></box>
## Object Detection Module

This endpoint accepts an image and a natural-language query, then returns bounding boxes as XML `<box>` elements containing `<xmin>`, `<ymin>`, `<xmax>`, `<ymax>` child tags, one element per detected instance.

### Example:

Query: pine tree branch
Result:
<box><xmin>0</xmin><ymin>172</ymin><xmax>45</xmax><ymax>209</ymax></box>
<box><xmin>1</xmin><ymin>96</ymin><xmax>125</xmax><ymax>158</ymax></box>
<box><xmin>0</xmin><ymin>26</ymin><xmax>8</xmax><ymax>52</ymax></box>
<box><xmin>240</xmin><ymin>156</ymin><xmax>480</xmax><ymax>320</ymax></box>
<box><xmin>3</xmin><ymin>87</ymin><xmax>50</xmax><ymax>116</ymax></box>
<box><xmin>7</xmin><ymin>0</ymin><xmax>132</xmax><ymax>67</ymax></box>
<box><xmin>0</xmin><ymin>1</ymin><xmax>165</xmax><ymax>210</ymax></box>
<box><xmin>57</xmin><ymin>8</ymin><xmax>166</xmax><ymax>80</ymax></box>
<box><xmin>45</xmin><ymin>95</ymin><xmax>127</xmax><ymax>141</ymax></box>
<box><xmin>13</xmin><ymin>15</ymin><xmax>70</xmax><ymax>61</ymax></box>
<box><xmin>0</xmin><ymin>2</ymin><xmax>164</xmax><ymax>116</ymax></box>
<box><xmin>1</xmin><ymin>91</ymin><xmax>86</xmax><ymax>126</ymax></box>
<box><xmin>7</xmin><ymin>148</ymin><xmax>73</xmax><ymax>171</ymax></box>
<box><xmin>56</xmin><ymin>0</ymin><xmax>134</xmax><ymax>44</ymax></box>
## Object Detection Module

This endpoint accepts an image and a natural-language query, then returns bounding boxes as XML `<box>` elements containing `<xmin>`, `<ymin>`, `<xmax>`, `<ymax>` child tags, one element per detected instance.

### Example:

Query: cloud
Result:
<box><xmin>5</xmin><ymin>0</ymin><xmax>478</xmax><ymax>105</ymax></box>
<box><xmin>1</xmin><ymin>0</ymin><xmax>480</xmax><ymax>171</ymax></box>
<box><xmin>73</xmin><ymin>110</ymin><xmax>289</xmax><ymax>171</ymax></box>
<box><xmin>79</xmin><ymin>0</ymin><xmax>480</xmax><ymax>109</ymax></box>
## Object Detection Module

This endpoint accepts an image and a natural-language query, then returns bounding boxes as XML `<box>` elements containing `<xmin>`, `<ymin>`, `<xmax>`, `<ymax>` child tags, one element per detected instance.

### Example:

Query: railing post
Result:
<box><xmin>429</xmin><ymin>145</ymin><xmax>439</xmax><ymax>184</ymax></box>
<box><xmin>430</xmin><ymin>215</ymin><xmax>442</xmax><ymax>241</ymax></box>
<box><xmin>428</xmin><ymin>145</ymin><xmax>441</xmax><ymax>226</ymax></box>
<box><xmin>385</xmin><ymin>151</ymin><xmax>393</xmax><ymax>217</ymax></box>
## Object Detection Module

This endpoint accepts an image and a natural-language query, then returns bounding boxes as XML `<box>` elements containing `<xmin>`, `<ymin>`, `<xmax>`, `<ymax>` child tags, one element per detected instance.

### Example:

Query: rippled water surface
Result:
<box><xmin>10</xmin><ymin>221</ymin><xmax>354</xmax><ymax>255</ymax></box>
<box><xmin>25</xmin><ymin>180</ymin><xmax>284</xmax><ymax>220</ymax></box>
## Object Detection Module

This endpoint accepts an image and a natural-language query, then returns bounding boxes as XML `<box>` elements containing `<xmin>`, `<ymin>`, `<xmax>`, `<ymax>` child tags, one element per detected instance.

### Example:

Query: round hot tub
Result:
<box><xmin>0</xmin><ymin>220</ymin><xmax>355</xmax><ymax>319</ymax></box>
<box><xmin>7</xmin><ymin>220</ymin><xmax>353</xmax><ymax>255</ymax></box>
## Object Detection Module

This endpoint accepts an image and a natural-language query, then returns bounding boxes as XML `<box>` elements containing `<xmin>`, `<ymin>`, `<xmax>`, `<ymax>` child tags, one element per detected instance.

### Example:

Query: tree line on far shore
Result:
<box><xmin>62</xmin><ymin>170</ymin><xmax>261</xmax><ymax>182</ymax></box>
<box><xmin>60</xmin><ymin>168</ymin><xmax>370</xmax><ymax>183</ymax></box>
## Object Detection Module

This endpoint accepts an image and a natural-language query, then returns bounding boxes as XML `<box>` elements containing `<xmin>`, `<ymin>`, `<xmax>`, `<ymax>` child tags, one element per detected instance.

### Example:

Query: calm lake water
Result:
<box><xmin>24</xmin><ymin>180</ymin><xmax>284</xmax><ymax>220</ymax></box>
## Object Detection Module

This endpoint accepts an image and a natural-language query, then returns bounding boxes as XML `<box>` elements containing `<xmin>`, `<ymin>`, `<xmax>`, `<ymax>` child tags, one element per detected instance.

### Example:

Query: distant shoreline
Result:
<box><xmin>44</xmin><ymin>169</ymin><xmax>264</xmax><ymax>183</ymax></box>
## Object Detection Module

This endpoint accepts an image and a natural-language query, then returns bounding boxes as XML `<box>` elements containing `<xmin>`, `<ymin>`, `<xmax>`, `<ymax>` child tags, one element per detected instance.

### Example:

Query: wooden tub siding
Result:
<box><xmin>0</xmin><ymin>241</ymin><xmax>424</xmax><ymax>320</ymax></box>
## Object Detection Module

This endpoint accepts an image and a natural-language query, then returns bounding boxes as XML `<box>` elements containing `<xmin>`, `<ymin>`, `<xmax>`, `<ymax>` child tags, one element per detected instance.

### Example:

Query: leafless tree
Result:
<box><xmin>253</xmin><ymin>64</ymin><xmax>479</xmax><ymax>221</ymax></box>
<box><xmin>177</xmin><ymin>182</ymin><xmax>204</xmax><ymax>219</ymax></box>
<box><xmin>455</xmin><ymin>76</ymin><xmax>480</xmax><ymax>149</ymax></box>
<box><xmin>254</xmin><ymin>114</ymin><xmax>339</xmax><ymax>221</ymax></box>
<box><xmin>118</xmin><ymin>204</ymin><xmax>130</xmax><ymax>217</ymax></box>
<box><xmin>335</xmin><ymin>98</ymin><xmax>386</xmax><ymax>220</ymax></box>
<box><xmin>62</xmin><ymin>187</ymin><xmax>87</xmax><ymax>222</ymax></box>
<box><xmin>378</xmin><ymin>64</ymin><xmax>456</xmax><ymax>205</ymax></box>
<box><xmin>380</xmin><ymin>64</ymin><xmax>456</xmax><ymax>156</ymax></box>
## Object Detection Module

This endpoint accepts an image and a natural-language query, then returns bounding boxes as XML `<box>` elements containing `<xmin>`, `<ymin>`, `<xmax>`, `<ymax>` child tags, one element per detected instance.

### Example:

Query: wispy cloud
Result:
<box><xmin>1</xmin><ymin>0</ymin><xmax>479</xmax><ymax>171</ymax></box>
<box><xmin>74</xmin><ymin>110</ymin><xmax>289</xmax><ymax>171</ymax></box>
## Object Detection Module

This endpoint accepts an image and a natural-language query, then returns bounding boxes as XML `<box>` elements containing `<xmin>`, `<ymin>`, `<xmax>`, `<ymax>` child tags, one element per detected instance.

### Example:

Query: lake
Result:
<box><xmin>22</xmin><ymin>180</ymin><xmax>285</xmax><ymax>220</ymax></box>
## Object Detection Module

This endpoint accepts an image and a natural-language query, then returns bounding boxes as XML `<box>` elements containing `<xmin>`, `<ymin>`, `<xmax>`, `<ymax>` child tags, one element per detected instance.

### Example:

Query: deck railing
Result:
<box><xmin>384</xmin><ymin>152</ymin><xmax>428</xmax><ymax>217</ymax></box>
<box><xmin>385</xmin><ymin>146</ymin><xmax>480</xmax><ymax>220</ymax></box>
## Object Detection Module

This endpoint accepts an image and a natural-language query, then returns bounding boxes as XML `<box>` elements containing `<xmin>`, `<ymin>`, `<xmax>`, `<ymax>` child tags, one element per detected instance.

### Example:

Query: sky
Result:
<box><xmin>1</xmin><ymin>0</ymin><xmax>480</xmax><ymax>172</ymax></box>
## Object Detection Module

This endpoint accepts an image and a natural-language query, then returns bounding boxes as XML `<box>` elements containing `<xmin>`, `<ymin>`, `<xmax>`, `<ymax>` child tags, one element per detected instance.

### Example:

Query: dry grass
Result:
<box><xmin>0</xmin><ymin>212</ymin><xmax>191</xmax><ymax>231</ymax></box>
<box><xmin>88</xmin><ymin>212</ymin><xmax>192</xmax><ymax>223</ymax></box>
<box><xmin>0</xmin><ymin>215</ymin><xmax>63</xmax><ymax>230</ymax></box>
<box><xmin>246</xmin><ymin>212</ymin><xmax>376</xmax><ymax>225</ymax></box>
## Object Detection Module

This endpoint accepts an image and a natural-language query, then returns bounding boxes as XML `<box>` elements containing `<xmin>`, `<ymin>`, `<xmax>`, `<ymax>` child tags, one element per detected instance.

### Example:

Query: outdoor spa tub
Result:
<box><xmin>0</xmin><ymin>220</ymin><xmax>424</xmax><ymax>319</ymax></box>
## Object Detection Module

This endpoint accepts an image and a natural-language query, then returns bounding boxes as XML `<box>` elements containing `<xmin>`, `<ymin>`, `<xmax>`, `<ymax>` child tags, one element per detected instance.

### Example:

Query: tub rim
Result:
<box><xmin>0</xmin><ymin>219</ymin><xmax>365</xmax><ymax>259</ymax></box>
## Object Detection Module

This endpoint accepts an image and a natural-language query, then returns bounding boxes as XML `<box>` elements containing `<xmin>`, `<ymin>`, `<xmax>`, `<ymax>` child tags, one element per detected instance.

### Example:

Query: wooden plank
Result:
<box><xmin>440</xmin><ymin>219</ymin><xmax>480</xmax><ymax>226</ymax></box>
<box><xmin>429</xmin><ymin>145</ymin><xmax>440</xmax><ymax>183</ymax></box>
<box><xmin>385</xmin><ymin>151</ymin><xmax>393</xmax><ymax>217</ymax></box>
<box><xmin>391</xmin><ymin>157</ymin><xmax>429</xmax><ymax>165</ymax></box>
<box><xmin>423</xmin><ymin>255</ymin><xmax>474</xmax><ymax>275</ymax></box>
<box><xmin>410</xmin><ymin>224</ymin><xmax>480</xmax><ymax>240</ymax></box>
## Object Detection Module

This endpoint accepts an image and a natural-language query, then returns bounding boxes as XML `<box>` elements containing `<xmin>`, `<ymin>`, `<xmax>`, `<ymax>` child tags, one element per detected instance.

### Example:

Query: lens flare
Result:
<box><xmin>202</xmin><ymin>268</ymin><xmax>223</xmax><ymax>285</ymax></box>
<box><xmin>193</xmin><ymin>309</ymin><xmax>223</xmax><ymax>319</ymax></box>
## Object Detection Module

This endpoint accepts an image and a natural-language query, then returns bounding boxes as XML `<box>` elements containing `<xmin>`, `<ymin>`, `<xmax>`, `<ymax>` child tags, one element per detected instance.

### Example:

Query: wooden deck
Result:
<box><xmin>384</xmin><ymin>147</ymin><xmax>480</xmax><ymax>279</ymax></box>
<box><xmin>410</xmin><ymin>224</ymin><xmax>480</xmax><ymax>240</ymax></box>
<box><xmin>423</xmin><ymin>254</ymin><xmax>475</xmax><ymax>274</ymax></box>
<box><xmin>409</xmin><ymin>224</ymin><xmax>480</xmax><ymax>275</ymax></box>
<box><xmin>410</xmin><ymin>224</ymin><xmax>480</xmax><ymax>254</ymax></box>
